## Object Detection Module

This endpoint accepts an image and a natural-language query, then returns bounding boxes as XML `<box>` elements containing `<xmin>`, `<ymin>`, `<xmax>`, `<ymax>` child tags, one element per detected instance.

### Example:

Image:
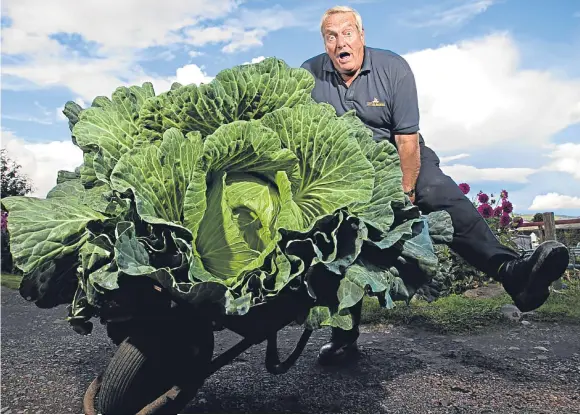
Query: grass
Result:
<box><xmin>0</xmin><ymin>272</ymin><xmax>22</xmax><ymax>290</ymax></box>
<box><xmin>2</xmin><ymin>269</ymin><xmax>578</xmax><ymax>334</ymax></box>
<box><xmin>361</xmin><ymin>279</ymin><xmax>580</xmax><ymax>334</ymax></box>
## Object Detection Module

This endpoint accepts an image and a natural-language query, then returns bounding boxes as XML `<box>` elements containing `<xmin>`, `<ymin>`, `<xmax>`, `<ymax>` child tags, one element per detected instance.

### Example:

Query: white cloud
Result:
<box><xmin>542</xmin><ymin>142</ymin><xmax>580</xmax><ymax>180</ymax></box>
<box><xmin>133</xmin><ymin>63</ymin><xmax>214</xmax><ymax>95</ymax></box>
<box><xmin>1</xmin><ymin>113</ymin><xmax>53</xmax><ymax>125</ymax></box>
<box><xmin>404</xmin><ymin>0</ymin><xmax>496</xmax><ymax>29</ymax></box>
<box><xmin>243</xmin><ymin>56</ymin><xmax>266</xmax><ymax>65</ymax></box>
<box><xmin>1</xmin><ymin>0</ymin><xmax>239</xmax><ymax>54</ymax></box>
<box><xmin>529</xmin><ymin>193</ymin><xmax>580</xmax><ymax>210</ymax></box>
<box><xmin>1</xmin><ymin>130</ymin><xmax>83</xmax><ymax>198</ymax></box>
<box><xmin>404</xmin><ymin>33</ymin><xmax>580</xmax><ymax>153</ymax></box>
<box><xmin>439</xmin><ymin>153</ymin><xmax>470</xmax><ymax>164</ymax></box>
<box><xmin>441</xmin><ymin>164</ymin><xmax>535</xmax><ymax>183</ymax></box>
<box><xmin>1</xmin><ymin>1</ymin><xmax>309</xmax><ymax>99</ymax></box>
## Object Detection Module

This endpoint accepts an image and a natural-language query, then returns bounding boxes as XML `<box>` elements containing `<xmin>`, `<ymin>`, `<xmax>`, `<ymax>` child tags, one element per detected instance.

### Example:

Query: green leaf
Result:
<box><xmin>346</xmin><ymin>121</ymin><xmax>405</xmax><ymax>233</ymax></box>
<box><xmin>203</xmin><ymin>120</ymin><xmax>299</xmax><ymax>180</ymax></box>
<box><xmin>80</xmin><ymin>237</ymin><xmax>112</xmax><ymax>276</ymax></box>
<box><xmin>225</xmin><ymin>290</ymin><xmax>252</xmax><ymax>315</ymax></box>
<box><xmin>337</xmin><ymin>278</ymin><xmax>364</xmax><ymax>311</ymax></box>
<box><xmin>345</xmin><ymin>261</ymin><xmax>395</xmax><ymax>294</ymax></box>
<box><xmin>398</xmin><ymin>220</ymin><xmax>439</xmax><ymax>277</ymax></box>
<box><xmin>56</xmin><ymin>169</ymin><xmax>81</xmax><ymax>184</ymax></box>
<box><xmin>129</xmin><ymin>82</ymin><xmax>155</xmax><ymax>110</ymax></box>
<box><xmin>73</xmin><ymin>86</ymin><xmax>144</xmax><ymax>183</ymax></box>
<box><xmin>195</xmin><ymin>173</ymin><xmax>259</xmax><ymax>280</ymax></box>
<box><xmin>305</xmin><ymin>306</ymin><xmax>331</xmax><ymax>330</ymax></box>
<box><xmin>114</xmin><ymin>222</ymin><xmax>156</xmax><ymax>275</ymax></box>
<box><xmin>138</xmin><ymin>57</ymin><xmax>315</xmax><ymax>141</ymax></box>
<box><xmin>46</xmin><ymin>179</ymin><xmax>117</xmax><ymax>214</ymax></box>
<box><xmin>214</xmin><ymin>57</ymin><xmax>315</xmax><ymax>121</ymax></box>
<box><xmin>329</xmin><ymin>310</ymin><xmax>353</xmax><ymax>330</ymax></box>
<box><xmin>2</xmin><ymin>196</ymin><xmax>106</xmax><ymax>274</ymax></box>
<box><xmin>80</xmin><ymin>153</ymin><xmax>99</xmax><ymax>188</ymax></box>
<box><xmin>426</xmin><ymin>211</ymin><xmax>454</xmax><ymax>244</ymax></box>
<box><xmin>63</xmin><ymin>101</ymin><xmax>83</xmax><ymax>132</ymax></box>
<box><xmin>261</xmin><ymin>103</ymin><xmax>375</xmax><ymax>227</ymax></box>
<box><xmin>111</xmin><ymin>128</ymin><xmax>204</xmax><ymax>227</ymax></box>
<box><xmin>89</xmin><ymin>263</ymin><xmax>120</xmax><ymax>291</ymax></box>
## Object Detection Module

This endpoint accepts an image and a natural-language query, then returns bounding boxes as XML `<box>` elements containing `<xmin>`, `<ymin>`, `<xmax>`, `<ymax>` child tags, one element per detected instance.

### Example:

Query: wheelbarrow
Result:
<box><xmin>83</xmin><ymin>278</ymin><xmax>319</xmax><ymax>415</ymax></box>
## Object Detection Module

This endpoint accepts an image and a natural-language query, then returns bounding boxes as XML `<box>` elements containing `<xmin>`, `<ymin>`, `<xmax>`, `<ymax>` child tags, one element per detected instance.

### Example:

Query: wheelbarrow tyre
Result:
<box><xmin>97</xmin><ymin>335</ymin><xmax>175</xmax><ymax>415</ymax></box>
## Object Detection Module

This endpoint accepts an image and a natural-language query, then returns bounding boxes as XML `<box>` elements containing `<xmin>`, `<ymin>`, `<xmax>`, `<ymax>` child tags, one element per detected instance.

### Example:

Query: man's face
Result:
<box><xmin>322</xmin><ymin>12</ymin><xmax>365</xmax><ymax>76</ymax></box>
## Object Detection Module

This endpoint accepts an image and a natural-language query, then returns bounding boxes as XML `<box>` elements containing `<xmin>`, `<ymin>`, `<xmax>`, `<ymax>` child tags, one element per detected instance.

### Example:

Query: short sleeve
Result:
<box><xmin>391</xmin><ymin>68</ymin><xmax>420</xmax><ymax>135</ymax></box>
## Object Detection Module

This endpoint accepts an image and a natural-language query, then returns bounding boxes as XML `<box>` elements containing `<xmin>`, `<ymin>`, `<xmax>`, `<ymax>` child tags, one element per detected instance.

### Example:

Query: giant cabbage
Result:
<box><xmin>2</xmin><ymin>58</ymin><xmax>453</xmax><ymax>333</ymax></box>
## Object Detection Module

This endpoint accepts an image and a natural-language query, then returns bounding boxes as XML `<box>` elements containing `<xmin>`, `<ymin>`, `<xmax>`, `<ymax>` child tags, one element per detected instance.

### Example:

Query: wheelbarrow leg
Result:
<box><xmin>83</xmin><ymin>373</ymin><xmax>103</xmax><ymax>415</ymax></box>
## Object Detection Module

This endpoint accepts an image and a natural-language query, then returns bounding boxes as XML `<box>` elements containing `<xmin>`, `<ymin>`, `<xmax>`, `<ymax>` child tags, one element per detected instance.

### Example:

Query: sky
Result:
<box><xmin>1</xmin><ymin>0</ymin><xmax>580</xmax><ymax>216</ymax></box>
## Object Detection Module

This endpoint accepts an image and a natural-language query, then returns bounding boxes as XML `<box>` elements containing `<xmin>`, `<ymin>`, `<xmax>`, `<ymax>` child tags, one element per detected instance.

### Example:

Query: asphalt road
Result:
<box><xmin>2</xmin><ymin>286</ymin><xmax>580</xmax><ymax>414</ymax></box>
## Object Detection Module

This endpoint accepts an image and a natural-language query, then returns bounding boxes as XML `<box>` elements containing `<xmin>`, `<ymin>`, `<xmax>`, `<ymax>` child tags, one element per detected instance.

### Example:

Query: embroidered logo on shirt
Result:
<box><xmin>366</xmin><ymin>97</ymin><xmax>386</xmax><ymax>107</ymax></box>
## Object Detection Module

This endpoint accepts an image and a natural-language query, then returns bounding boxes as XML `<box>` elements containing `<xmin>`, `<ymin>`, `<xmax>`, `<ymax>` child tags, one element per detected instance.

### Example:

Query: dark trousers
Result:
<box><xmin>415</xmin><ymin>142</ymin><xmax>519</xmax><ymax>276</ymax></box>
<box><xmin>336</xmin><ymin>140</ymin><xmax>520</xmax><ymax>340</ymax></box>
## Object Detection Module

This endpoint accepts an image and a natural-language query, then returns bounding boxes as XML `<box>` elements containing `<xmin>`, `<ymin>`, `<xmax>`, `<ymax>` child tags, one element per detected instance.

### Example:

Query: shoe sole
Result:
<box><xmin>514</xmin><ymin>241</ymin><xmax>569</xmax><ymax>312</ymax></box>
<box><xmin>317</xmin><ymin>344</ymin><xmax>359</xmax><ymax>366</ymax></box>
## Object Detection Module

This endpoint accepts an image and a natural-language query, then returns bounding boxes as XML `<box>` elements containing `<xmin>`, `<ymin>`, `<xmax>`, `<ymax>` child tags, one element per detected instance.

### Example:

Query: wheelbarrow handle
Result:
<box><xmin>265</xmin><ymin>327</ymin><xmax>313</xmax><ymax>375</ymax></box>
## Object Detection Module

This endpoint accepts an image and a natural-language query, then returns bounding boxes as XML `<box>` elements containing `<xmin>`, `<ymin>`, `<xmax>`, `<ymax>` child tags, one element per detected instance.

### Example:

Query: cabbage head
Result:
<box><xmin>1</xmin><ymin>58</ymin><xmax>453</xmax><ymax>333</ymax></box>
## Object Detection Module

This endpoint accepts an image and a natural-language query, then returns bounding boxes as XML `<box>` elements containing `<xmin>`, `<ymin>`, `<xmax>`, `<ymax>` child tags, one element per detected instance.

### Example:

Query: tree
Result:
<box><xmin>532</xmin><ymin>212</ymin><xmax>544</xmax><ymax>222</ymax></box>
<box><xmin>1</xmin><ymin>148</ymin><xmax>34</xmax><ymax>273</ymax></box>
<box><xmin>1</xmin><ymin>149</ymin><xmax>33</xmax><ymax>198</ymax></box>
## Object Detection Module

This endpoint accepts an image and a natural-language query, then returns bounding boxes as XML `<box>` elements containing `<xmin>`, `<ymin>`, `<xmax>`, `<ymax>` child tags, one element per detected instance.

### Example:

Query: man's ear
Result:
<box><xmin>361</xmin><ymin>28</ymin><xmax>365</xmax><ymax>44</ymax></box>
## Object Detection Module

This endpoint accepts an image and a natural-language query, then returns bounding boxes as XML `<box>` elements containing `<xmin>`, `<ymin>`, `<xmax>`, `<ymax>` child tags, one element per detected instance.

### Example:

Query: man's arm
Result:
<box><xmin>395</xmin><ymin>133</ymin><xmax>420</xmax><ymax>203</ymax></box>
<box><xmin>390</xmin><ymin>62</ymin><xmax>421</xmax><ymax>203</ymax></box>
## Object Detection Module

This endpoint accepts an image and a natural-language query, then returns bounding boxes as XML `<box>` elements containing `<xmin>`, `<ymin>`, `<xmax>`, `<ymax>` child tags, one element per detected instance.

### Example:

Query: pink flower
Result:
<box><xmin>493</xmin><ymin>206</ymin><xmax>503</xmax><ymax>217</ymax></box>
<box><xmin>500</xmin><ymin>213</ymin><xmax>511</xmax><ymax>227</ymax></box>
<box><xmin>502</xmin><ymin>200</ymin><xmax>513</xmax><ymax>214</ymax></box>
<box><xmin>477</xmin><ymin>203</ymin><xmax>493</xmax><ymax>218</ymax></box>
<box><xmin>1</xmin><ymin>211</ymin><xmax>7</xmax><ymax>232</ymax></box>
<box><xmin>478</xmin><ymin>192</ymin><xmax>489</xmax><ymax>204</ymax></box>
<box><xmin>500</xmin><ymin>190</ymin><xmax>508</xmax><ymax>199</ymax></box>
<box><xmin>458</xmin><ymin>183</ymin><xmax>470</xmax><ymax>195</ymax></box>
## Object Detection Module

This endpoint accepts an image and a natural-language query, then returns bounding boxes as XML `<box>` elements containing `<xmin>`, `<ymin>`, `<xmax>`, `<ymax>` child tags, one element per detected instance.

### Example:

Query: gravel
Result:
<box><xmin>2</xmin><ymin>286</ymin><xmax>580</xmax><ymax>414</ymax></box>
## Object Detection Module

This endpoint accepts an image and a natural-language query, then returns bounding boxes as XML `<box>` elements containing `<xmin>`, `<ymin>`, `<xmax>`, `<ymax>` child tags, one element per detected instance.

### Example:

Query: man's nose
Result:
<box><xmin>336</xmin><ymin>35</ymin><xmax>347</xmax><ymax>48</ymax></box>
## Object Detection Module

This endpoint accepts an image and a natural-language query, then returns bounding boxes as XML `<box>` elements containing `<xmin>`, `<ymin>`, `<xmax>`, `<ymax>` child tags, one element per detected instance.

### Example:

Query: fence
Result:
<box><xmin>516</xmin><ymin>212</ymin><xmax>580</xmax><ymax>284</ymax></box>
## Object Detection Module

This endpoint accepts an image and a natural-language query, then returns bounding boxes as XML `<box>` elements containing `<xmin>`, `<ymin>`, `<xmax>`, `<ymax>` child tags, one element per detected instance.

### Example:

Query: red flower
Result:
<box><xmin>502</xmin><ymin>200</ymin><xmax>513</xmax><ymax>214</ymax></box>
<box><xmin>458</xmin><ymin>183</ymin><xmax>470</xmax><ymax>195</ymax></box>
<box><xmin>500</xmin><ymin>190</ymin><xmax>508</xmax><ymax>199</ymax></box>
<box><xmin>477</xmin><ymin>203</ymin><xmax>493</xmax><ymax>218</ymax></box>
<box><xmin>493</xmin><ymin>206</ymin><xmax>503</xmax><ymax>217</ymax></box>
<box><xmin>478</xmin><ymin>192</ymin><xmax>489</xmax><ymax>204</ymax></box>
<box><xmin>500</xmin><ymin>213</ymin><xmax>511</xmax><ymax>227</ymax></box>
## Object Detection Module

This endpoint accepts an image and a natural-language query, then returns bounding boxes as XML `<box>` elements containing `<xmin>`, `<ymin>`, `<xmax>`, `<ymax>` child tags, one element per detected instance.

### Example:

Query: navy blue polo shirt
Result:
<box><xmin>301</xmin><ymin>46</ymin><xmax>422</xmax><ymax>146</ymax></box>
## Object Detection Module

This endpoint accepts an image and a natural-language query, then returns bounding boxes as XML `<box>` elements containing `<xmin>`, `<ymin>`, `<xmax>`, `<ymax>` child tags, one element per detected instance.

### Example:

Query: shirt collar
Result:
<box><xmin>323</xmin><ymin>46</ymin><xmax>371</xmax><ymax>74</ymax></box>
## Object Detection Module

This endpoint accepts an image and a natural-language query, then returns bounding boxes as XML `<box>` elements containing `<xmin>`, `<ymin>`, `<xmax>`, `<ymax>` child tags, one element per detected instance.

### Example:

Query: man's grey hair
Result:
<box><xmin>320</xmin><ymin>5</ymin><xmax>363</xmax><ymax>34</ymax></box>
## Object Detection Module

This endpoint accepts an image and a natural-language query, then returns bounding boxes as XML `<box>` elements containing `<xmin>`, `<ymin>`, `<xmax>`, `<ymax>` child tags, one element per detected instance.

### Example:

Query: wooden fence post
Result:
<box><xmin>542</xmin><ymin>212</ymin><xmax>562</xmax><ymax>289</ymax></box>
<box><xmin>543</xmin><ymin>212</ymin><xmax>556</xmax><ymax>241</ymax></box>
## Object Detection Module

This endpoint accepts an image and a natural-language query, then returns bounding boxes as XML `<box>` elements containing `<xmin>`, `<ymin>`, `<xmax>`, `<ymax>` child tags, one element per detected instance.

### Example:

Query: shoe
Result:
<box><xmin>499</xmin><ymin>240</ymin><xmax>569</xmax><ymax>312</ymax></box>
<box><xmin>317</xmin><ymin>326</ymin><xmax>360</xmax><ymax>366</ymax></box>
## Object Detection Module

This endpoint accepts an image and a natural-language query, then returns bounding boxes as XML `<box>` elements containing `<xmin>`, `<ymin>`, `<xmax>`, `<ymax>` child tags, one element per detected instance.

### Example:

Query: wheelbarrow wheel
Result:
<box><xmin>97</xmin><ymin>327</ymin><xmax>214</xmax><ymax>415</ymax></box>
<box><xmin>97</xmin><ymin>335</ymin><xmax>175</xmax><ymax>415</ymax></box>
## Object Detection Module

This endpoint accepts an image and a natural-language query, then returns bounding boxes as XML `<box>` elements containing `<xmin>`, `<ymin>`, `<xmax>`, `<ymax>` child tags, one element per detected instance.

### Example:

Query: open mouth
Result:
<box><xmin>338</xmin><ymin>52</ymin><xmax>351</xmax><ymax>63</ymax></box>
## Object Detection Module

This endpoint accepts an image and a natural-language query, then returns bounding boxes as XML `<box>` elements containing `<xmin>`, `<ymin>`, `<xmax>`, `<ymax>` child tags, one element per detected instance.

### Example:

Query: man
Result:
<box><xmin>301</xmin><ymin>5</ymin><xmax>570</xmax><ymax>366</ymax></box>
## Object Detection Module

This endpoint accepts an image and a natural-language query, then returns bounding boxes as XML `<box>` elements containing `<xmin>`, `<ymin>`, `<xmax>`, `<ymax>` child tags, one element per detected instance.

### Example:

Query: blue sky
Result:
<box><xmin>1</xmin><ymin>0</ymin><xmax>579</xmax><ymax>215</ymax></box>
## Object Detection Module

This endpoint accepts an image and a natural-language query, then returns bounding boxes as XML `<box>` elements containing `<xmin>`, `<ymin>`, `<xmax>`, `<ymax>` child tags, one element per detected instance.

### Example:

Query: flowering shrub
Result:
<box><xmin>417</xmin><ymin>183</ymin><xmax>525</xmax><ymax>301</ymax></box>
<box><xmin>458</xmin><ymin>183</ymin><xmax>523</xmax><ymax>250</ymax></box>
<box><xmin>1</xmin><ymin>211</ymin><xmax>7</xmax><ymax>232</ymax></box>
<box><xmin>1</xmin><ymin>210</ymin><xmax>13</xmax><ymax>273</ymax></box>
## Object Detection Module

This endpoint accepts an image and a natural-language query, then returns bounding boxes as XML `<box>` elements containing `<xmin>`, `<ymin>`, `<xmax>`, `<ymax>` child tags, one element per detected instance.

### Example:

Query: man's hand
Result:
<box><xmin>394</xmin><ymin>133</ymin><xmax>421</xmax><ymax>204</ymax></box>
